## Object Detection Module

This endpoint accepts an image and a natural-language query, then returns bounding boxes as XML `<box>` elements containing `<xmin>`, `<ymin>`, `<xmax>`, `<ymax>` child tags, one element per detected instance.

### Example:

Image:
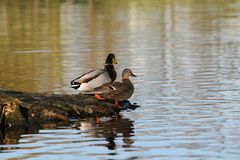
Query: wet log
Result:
<box><xmin>0</xmin><ymin>88</ymin><xmax>139</xmax><ymax>128</ymax></box>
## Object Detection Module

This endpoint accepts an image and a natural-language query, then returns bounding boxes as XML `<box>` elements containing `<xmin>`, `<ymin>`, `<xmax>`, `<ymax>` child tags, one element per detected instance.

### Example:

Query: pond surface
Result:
<box><xmin>1</xmin><ymin>0</ymin><xmax>240</xmax><ymax>159</ymax></box>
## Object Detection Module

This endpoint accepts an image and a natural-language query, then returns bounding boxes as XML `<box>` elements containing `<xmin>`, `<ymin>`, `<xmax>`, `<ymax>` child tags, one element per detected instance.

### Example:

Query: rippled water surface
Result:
<box><xmin>1</xmin><ymin>0</ymin><xmax>240</xmax><ymax>159</ymax></box>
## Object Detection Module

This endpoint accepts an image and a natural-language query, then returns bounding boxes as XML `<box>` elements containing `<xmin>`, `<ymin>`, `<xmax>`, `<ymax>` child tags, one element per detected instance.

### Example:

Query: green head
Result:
<box><xmin>105</xmin><ymin>53</ymin><xmax>117</xmax><ymax>65</ymax></box>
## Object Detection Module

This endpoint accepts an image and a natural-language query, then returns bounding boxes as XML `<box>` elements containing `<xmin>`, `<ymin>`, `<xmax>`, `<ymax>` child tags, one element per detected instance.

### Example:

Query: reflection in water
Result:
<box><xmin>0</xmin><ymin>127</ymin><xmax>26</xmax><ymax>145</ymax></box>
<box><xmin>0</xmin><ymin>116</ymin><xmax>135</xmax><ymax>159</ymax></box>
<box><xmin>0</xmin><ymin>122</ymin><xmax>66</xmax><ymax>145</ymax></box>
<box><xmin>1</xmin><ymin>0</ymin><xmax>240</xmax><ymax>93</ymax></box>
<box><xmin>0</xmin><ymin>0</ymin><xmax>62</xmax><ymax>92</ymax></box>
<box><xmin>1</xmin><ymin>0</ymin><xmax>240</xmax><ymax>159</ymax></box>
<box><xmin>73</xmin><ymin>116</ymin><xmax>134</xmax><ymax>150</ymax></box>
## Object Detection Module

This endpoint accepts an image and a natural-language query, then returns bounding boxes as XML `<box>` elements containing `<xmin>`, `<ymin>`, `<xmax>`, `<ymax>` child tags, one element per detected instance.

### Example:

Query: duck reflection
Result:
<box><xmin>72</xmin><ymin>115</ymin><xmax>135</xmax><ymax>150</ymax></box>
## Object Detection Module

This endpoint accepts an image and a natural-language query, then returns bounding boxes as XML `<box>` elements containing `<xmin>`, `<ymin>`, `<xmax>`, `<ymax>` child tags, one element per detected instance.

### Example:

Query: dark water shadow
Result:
<box><xmin>120</xmin><ymin>100</ymin><xmax>141</xmax><ymax>111</ymax></box>
<box><xmin>0</xmin><ymin>127</ymin><xmax>27</xmax><ymax>145</ymax></box>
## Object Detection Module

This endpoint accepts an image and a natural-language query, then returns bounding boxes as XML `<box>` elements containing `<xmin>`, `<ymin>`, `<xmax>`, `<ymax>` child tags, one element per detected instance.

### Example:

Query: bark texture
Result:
<box><xmin>0</xmin><ymin>89</ymin><xmax>139</xmax><ymax>128</ymax></box>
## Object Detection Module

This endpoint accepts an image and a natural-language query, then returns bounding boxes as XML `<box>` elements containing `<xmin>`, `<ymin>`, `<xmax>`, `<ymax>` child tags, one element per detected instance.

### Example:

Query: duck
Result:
<box><xmin>70</xmin><ymin>53</ymin><xmax>117</xmax><ymax>94</ymax></box>
<box><xmin>93</xmin><ymin>69</ymin><xmax>137</xmax><ymax>107</ymax></box>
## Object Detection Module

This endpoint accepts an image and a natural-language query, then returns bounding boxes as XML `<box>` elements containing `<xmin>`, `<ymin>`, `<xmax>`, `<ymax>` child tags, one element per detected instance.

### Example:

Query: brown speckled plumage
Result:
<box><xmin>97</xmin><ymin>69</ymin><xmax>136</xmax><ymax>101</ymax></box>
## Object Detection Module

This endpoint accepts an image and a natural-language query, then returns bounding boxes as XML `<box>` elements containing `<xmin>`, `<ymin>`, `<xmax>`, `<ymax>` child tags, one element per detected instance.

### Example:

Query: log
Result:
<box><xmin>0</xmin><ymin>88</ymin><xmax>139</xmax><ymax>129</ymax></box>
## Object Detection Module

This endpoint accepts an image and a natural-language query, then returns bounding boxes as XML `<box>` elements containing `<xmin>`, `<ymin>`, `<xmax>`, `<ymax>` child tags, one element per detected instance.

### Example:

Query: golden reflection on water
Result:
<box><xmin>0</xmin><ymin>0</ymin><xmax>62</xmax><ymax>92</ymax></box>
<box><xmin>0</xmin><ymin>0</ymin><xmax>239</xmax><ymax>93</ymax></box>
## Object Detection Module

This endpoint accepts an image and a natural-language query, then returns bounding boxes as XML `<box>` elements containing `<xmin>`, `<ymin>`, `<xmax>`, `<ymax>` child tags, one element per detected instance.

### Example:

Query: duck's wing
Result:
<box><xmin>83</xmin><ymin>82</ymin><xmax>119</xmax><ymax>94</ymax></box>
<box><xmin>102</xmin><ymin>81</ymin><xmax>134</xmax><ymax>100</ymax></box>
<box><xmin>85</xmin><ymin>70</ymin><xmax>112</xmax><ymax>89</ymax></box>
<box><xmin>71</xmin><ymin>69</ymin><xmax>106</xmax><ymax>84</ymax></box>
<box><xmin>71</xmin><ymin>69</ymin><xmax>112</xmax><ymax>92</ymax></box>
<box><xmin>99</xmin><ymin>82</ymin><xmax>127</xmax><ymax>99</ymax></box>
<box><xmin>99</xmin><ymin>82</ymin><xmax>123</xmax><ymax>91</ymax></box>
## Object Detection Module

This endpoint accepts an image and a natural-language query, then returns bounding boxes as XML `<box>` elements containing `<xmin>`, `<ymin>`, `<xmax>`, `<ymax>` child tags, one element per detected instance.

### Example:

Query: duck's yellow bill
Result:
<box><xmin>112</xmin><ymin>58</ymin><xmax>117</xmax><ymax>64</ymax></box>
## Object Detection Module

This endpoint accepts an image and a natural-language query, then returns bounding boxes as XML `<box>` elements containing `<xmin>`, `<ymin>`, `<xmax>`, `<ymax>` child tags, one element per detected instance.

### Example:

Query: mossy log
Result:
<box><xmin>0</xmin><ymin>88</ymin><xmax>139</xmax><ymax>128</ymax></box>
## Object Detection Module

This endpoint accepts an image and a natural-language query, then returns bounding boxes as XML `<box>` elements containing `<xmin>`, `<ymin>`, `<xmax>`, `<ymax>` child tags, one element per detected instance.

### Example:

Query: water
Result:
<box><xmin>1</xmin><ymin>0</ymin><xmax>240</xmax><ymax>159</ymax></box>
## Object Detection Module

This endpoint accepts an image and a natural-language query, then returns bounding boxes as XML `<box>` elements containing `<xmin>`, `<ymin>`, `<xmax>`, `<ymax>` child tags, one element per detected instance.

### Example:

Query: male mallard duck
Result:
<box><xmin>70</xmin><ymin>53</ymin><xmax>117</xmax><ymax>93</ymax></box>
<box><xmin>93</xmin><ymin>69</ymin><xmax>137</xmax><ymax>107</ymax></box>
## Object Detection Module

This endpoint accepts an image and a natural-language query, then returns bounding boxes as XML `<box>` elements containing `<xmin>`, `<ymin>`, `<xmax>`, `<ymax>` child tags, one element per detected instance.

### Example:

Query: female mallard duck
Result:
<box><xmin>93</xmin><ymin>69</ymin><xmax>137</xmax><ymax>107</ymax></box>
<box><xmin>70</xmin><ymin>53</ymin><xmax>117</xmax><ymax>93</ymax></box>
